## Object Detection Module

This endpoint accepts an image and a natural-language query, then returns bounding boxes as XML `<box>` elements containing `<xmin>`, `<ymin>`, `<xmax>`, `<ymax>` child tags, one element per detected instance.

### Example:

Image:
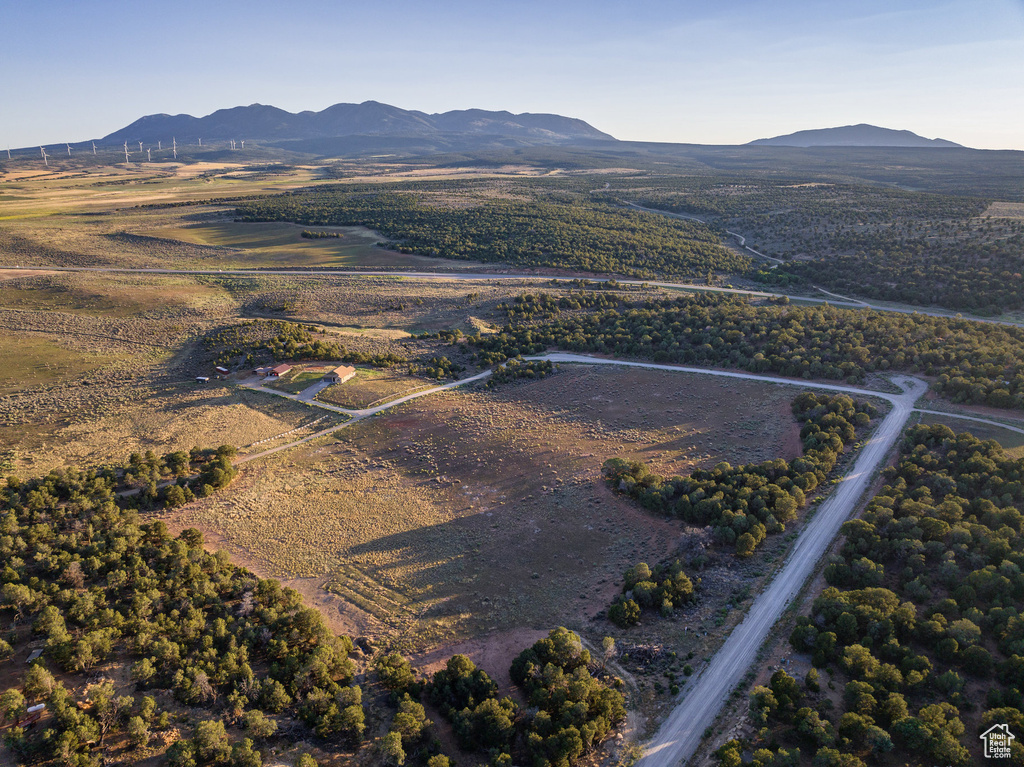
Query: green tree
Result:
<box><xmin>609</xmin><ymin>598</ymin><xmax>641</xmax><ymax>628</ymax></box>
<box><xmin>243</xmin><ymin>710</ymin><xmax>277</xmax><ymax>740</ymax></box>
<box><xmin>381</xmin><ymin>731</ymin><xmax>406</xmax><ymax>766</ymax></box>
<box><xmin>193</xmin><ymin>719</ymin><xmax>231</xmax><ymax>764</ymax></box>
<box><xmin>0</xmin><ymin>689</ymin><xmax>27</xmax><ymax>723</ymax></box>
<box><xmin>128</xmin><ymin>715</ymin><xmax>151</xmax><ymax>748</ymax></box>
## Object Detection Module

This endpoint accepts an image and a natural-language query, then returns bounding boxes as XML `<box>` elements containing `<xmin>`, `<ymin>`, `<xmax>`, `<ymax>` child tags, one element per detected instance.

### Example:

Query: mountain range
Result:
<box><xmin>101</xmin><ymin>101</ymin><xmax>615</xmax><ymax>146</ymax></box>
<box><xmin>748</xmin><ymin>124</ymin><xmax>961</xmax><ymax>148</ymax></box>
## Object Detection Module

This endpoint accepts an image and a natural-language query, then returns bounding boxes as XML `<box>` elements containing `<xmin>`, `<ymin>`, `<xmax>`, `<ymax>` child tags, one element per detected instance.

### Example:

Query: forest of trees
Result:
<box><xmin>724</xmin><ymin>424</ymin><xmax>1024</xmax><ymax>765</ymax></box>
<box><xmin>612</xmin><ymin>179</ymin><xmax>1024</xmax><ymax>314</ymax></box>
<box><xmin>374</xmin><ymin>628</ymin><xmax>625</xmax><ymax>767</ymax></box>
<box><xmin>233</xmin><ymin>173</ymin><xmax>1024</xmax><ymax>311</ymax></box>
<box><xmin>407</xmin><ymin>356</ymin><xmax>464</xmax><ymax>381</ymax></box>
<box><xmin>235</xmin><ymin>186</ymin><xmax>748</xmax><ymax>279</ymax></box>
<box><xmin>604</xmin><ymin>393</ymin><xmax>875</xmax><ymax>556</ymax></box>
<box><xmin>0</xmin><ymin>455</ymin><xmax>357</xmax><ymax>766</ymax></box>
<box><xmin>119</xmin><ymin>446</ymin><xmax>238</xmax><ymax>510</ymax></box>
<box><xmin>464</xmin><ymin>291</ymin><xmax>1024</xmax><ymax>409</ymax></box>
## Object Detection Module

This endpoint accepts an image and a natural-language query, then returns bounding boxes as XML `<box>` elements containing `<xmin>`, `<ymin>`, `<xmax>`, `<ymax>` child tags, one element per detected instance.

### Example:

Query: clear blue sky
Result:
<box><xmin>3</xmin><ymin>0</ymin><xmax>1022</xmax><ymax>150</ymax></box>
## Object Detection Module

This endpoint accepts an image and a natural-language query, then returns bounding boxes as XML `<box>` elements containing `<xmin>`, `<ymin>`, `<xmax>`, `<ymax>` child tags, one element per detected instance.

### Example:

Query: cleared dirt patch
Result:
<box><xmin>413</xmin><ymin>628</ymin><xmax>549</xmax><ymax>693</ymax></box>
<box><xmin>0</xmin><ymin>268</ymin><xmax>56</xmax><ymax>280</ymax></box>
<box><xmin>984</xmin><ymin>201</ymin><xmax>1024</xmax><ymax>220</ymax></box>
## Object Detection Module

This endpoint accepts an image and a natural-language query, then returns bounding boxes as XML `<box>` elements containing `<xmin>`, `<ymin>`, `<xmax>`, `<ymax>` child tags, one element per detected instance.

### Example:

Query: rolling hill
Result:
<box><xmin>748</xmin><ymin>124</ymin><xmax>962</xmax><ymax>148</ymax></box>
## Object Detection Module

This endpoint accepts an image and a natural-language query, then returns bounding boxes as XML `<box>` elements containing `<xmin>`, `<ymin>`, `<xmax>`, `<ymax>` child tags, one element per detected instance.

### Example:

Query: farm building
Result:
<box><xmin>215</xmin><ymin>366</ymin><xmax>230</xmax><ymax>375</ymax></box>
<box><xmin>267</xmin><ymin>364</ymin><xmax>293</xmax><ymax>378</ymax></box>
<box><xmin>323</xmin><ymin>365</ymin><xmax>356</xmax><ymax>384</ymax></box>
<box><xmin>196</xmin><ymin>376</ymin><xmax>210</xmax><ymax>383</ymax></box>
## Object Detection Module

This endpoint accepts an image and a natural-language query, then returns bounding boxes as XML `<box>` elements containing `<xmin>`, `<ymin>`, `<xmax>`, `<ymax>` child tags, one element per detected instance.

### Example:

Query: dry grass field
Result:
<box><xmin>0</xmin><ymin>332</ymin><xmax>126</xmax><ymax>395</ymax></box>
<box><xmin>174</xmin><ymin>366</ymin><xmax>804</xmax><ymax>654</ymax></box>
<box><xmin>0</xmin><ymin>270</ymin><xmax>236</xmax><ymax>316</ymax></box>
<box><xmin>2</xmin><ymin>376</ymin><xmax>329</xmax><ymax>475</ymax></box>
<box><xmin>316</xmin><ymin>368</ymin><xmax>433</xmax><ymax>408</ymax></box>
<box><xmin>0</xmin><ymin>160</ymin><xmax>326</xmax><ymax>218</ymax></box>
<box><xmin>148</xmin><ymin>219</ymin><xmax>481</xmax><ymax>270</ymax></box>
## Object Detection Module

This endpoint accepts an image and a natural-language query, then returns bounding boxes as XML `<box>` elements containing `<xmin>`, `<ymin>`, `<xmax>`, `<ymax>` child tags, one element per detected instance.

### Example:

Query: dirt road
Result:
<box><xmin>234</xmin><ymin>368</ymin><xmax>495</xmax><ymax>463</ymax></box>
<box><xmin>624</xmin><ymin>201</ymin><xmax>784</xmax><ymax>266</ymax></box>
<box><xmin>632</xmin><ymin>372</ymin><xmax>927</xmax><ymax>766</ymax></box>
<box><xmin>916</xmin><ymin>408</ymin><xmax>1024</xmax><ymax>436</ymax></box>
<box><xmin>11</xmin><ymin>264</ymin><xmax>1017</xmax><ymax>326</ymax></box>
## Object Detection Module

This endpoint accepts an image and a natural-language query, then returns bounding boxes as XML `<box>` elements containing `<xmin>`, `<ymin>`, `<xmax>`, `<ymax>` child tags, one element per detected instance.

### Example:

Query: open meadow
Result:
<box><xmin>147</xmin><ymin>219</ymin><xmax>481</xmax><ymax>270</ymax></box>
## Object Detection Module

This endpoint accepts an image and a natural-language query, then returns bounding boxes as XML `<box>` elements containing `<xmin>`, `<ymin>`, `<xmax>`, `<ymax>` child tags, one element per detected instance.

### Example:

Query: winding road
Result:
<box><xmin>624</xmin><ymin>201</ymin><xmax>784</xmax><ymax>266</ymax></box>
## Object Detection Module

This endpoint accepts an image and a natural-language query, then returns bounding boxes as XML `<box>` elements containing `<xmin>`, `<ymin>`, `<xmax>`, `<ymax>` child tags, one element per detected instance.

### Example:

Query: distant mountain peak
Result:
<box><xmin>101</xmin><ymin>101</ymin><xmax>615</xmax><ymax>146</ymax></box>
<box><xmin>748</xmin><ymin>124</ymin><xmax>962</xmax><ymax>148</ymax></box>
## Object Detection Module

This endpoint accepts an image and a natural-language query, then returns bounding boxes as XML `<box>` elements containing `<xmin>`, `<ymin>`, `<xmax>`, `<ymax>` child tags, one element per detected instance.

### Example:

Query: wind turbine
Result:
<box><xmin>40</xmin><ymin>146</ymin><xmax>48</xmax><ymax>166</ymax></box>
<box><xmin>172</xmin><ymin>137</ymin><xmax>177</xmax><ymax>159</ymax></box>
<box><xmin>6</xmin><ymin>147</ymin><xmax>10</xmax><ymax>160</ymax></box>
<box><xmin>138</xmin><ymin>141</ymin><xmax>143</xmax><ymax>153</ymax></box>
<box><xmin>198</xmin><ymin>137</ymin><xmax>202</xmax><ymax>146</ymax></box>
<box><xmin>66</xmin><ymin>143</ymin><xmax>72</xmax><ymax>156</ymax></box>
<box><xmin>240</xmin><ymin>140</ymin><xmax>244</xmax><ymax>150</ymax></box>
<box><xmin>158</xmin><ymin>140</ymin><xmax>161</xmax><ymax>150</ymax></box>
<box><xmin>92</xmin><ymin>142</ymin><xmax>96</xmax><ymax>156</ymax></box>
<box><xmin>147</xmin><ymin>148</ymin><xmax>151</xmax><ymax>162</ymax></box>
<box><xmin>123</xmin><ymin>141</ymin><xmax>131</xmax><ymax>166</ymax></box>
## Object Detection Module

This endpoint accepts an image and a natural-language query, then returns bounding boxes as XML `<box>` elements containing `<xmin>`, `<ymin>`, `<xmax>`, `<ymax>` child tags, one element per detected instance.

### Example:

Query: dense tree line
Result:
<box><xmin>614</xmin><ymin>179</ymin><xmax>1024</xmax><ymax>313</ymax></box>
<box><xmin>407</xmin><ymin>356</ymin><xmax>464</xmax><ymax>381</ymax></box>
<box><xmin>204</xmin><ymin>320</ymin><xmax>407</xmax><ymax>369</ymax></box>
<box><xmin>510</xmin><ymin>628</ymin><xmax>626</xmax><ymax>767</ymax></box>
<box><xmin>465</xmin><ymin>291</ymin><xmax>1024</xmax><ymax>408</ymax></box>
<box><xmin>604</xmin><ymin>393</ymin><xmax>874</xmax><ymax>555</ymax></box>
<box><xmin>235</xmin><ymin>187</ymin><xmax>748</xmax><ymax>279</ymax></box>
<box><xmin>375</xmin><ymin>628</ymin><xmax>624</xmax><ymax>767</ymax></box>
<box><xmin>779</xmin><ymin>237</ymin><xmax>1024</xmax><ymax>315</ymax></box>
<box><xmin>743</xmin><ymin>424</ymin><xmax>1024</xmax><ymax>765</ymax></box>
<box><xmin>498</xmin><ymin>291</ymin><xmax>624</xmax><ymax>322</ymax></box>
<box><xmin>608</xmin><ymin>560</ymin><xmax>696</xmax><ymax>628</ymax></box>
<box><xmin>0</xmin><ymin>455</ymin><xmax>360</xmax><ymax>765</ymax></box>
<box><xmin>299</xmin><ymin>230</ymin><xmax>342</xmax><ymax>239</ymax></box>
<box><xmin>485</xmin><ymin>358</ymin><xmax>555</xmax><ymax>388</ymax></box>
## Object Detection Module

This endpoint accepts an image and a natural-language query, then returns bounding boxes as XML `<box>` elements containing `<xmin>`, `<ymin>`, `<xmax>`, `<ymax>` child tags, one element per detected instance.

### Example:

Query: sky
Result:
<box><xmin>3</xmin><ymin>0</ymin><xmax>1023</xmax><ymax>150</ymax></box>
